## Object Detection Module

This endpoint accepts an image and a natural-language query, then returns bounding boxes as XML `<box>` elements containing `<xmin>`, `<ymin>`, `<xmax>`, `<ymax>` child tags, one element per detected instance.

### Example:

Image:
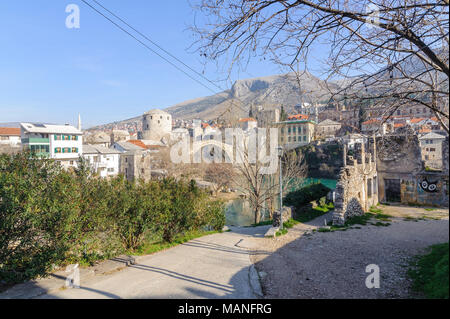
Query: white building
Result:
<box><xmin>0</xmin><ymin>127</ymin><xmax>21</xmax><ymax>146</ymax></box>
<box><xmin>82</xmin><ymin>145</ymin><xmax>121</xmax><ymax>178</ymax></box>
<box><xmin>340</xmin><ymin>133</ymin><xmax>366</xmax><ymax>150</ymax></box>
<box><xmin>239</xmin><ymin>118</ymin><xmax>258</xmax><ymax>132</ymax></box>
<box><xmin>20</xmin><ymin>123</ymin><xmax>83</xmax><ymax>169</ymax></box>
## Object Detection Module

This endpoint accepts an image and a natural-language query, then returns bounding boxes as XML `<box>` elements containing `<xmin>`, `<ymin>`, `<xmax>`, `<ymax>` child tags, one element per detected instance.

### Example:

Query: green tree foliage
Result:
<box><xmin>280</xmin><ymin>105</ymin><xmax>288</xmax><ymax>121</ymax></box>
<box><xmin>283</xmin><ymin>183</ymin><xmax>331</xmax><ymax>211</ymax></box>
<box><xmin>0</xmin><ymin>152</ymin><xmax>226</xmax><ymax>283</ymax></box>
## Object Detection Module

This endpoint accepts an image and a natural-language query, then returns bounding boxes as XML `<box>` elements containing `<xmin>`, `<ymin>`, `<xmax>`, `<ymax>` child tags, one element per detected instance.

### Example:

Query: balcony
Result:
<box><xmin>22</xmin><ymin>137</ymin><xmax>50</xmax><ymax>144</ymax></box>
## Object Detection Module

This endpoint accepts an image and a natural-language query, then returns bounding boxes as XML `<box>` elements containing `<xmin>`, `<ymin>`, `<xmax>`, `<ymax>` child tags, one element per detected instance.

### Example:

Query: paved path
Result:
<box><xmin>17</xmin><ymin>226</ymin><xmax>270</xmax><ymax>299</ymax></box>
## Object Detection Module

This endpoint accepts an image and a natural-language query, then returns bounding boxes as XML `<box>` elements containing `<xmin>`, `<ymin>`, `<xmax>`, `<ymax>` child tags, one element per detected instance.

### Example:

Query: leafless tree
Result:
<box><xmin>204</xmin><ymin>163</ymin><xmax>236</xmax><ymax>195</ymax></box>
<box><xmin>191</xmin><ymin>0</ymin><xmax>449</xmax><ymax>132</ymax></box>
<box><xmin>232</xmin><ymin>132</ymin><xmax>307</xmax><ymax>223</ymax></box>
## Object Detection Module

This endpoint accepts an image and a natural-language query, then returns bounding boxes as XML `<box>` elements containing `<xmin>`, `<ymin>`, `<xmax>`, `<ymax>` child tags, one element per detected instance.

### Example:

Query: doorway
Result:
<box><xmin>384</xmin><ymin>179</ymin><xmax>401</xmax><ymax>202</ymax></box>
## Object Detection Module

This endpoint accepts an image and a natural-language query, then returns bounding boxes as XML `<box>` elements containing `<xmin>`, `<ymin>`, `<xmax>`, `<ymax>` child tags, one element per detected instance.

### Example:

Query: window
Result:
<box><xmin>62</xmin><ymin>135</ymin><xmax>71</xmax><ymax>141</ymax></box>
<box><xmin>288</xmin><ymin>136</ymin><xmax>291</xmax><ymax>142</ymax></box>
<box><xmin>288</xmin><ymin>127</ymin><xmax>291</xmax><ymax>134</ymax></box>
<box><xmin>54</xmin><ymin>134</ymin><xmax>61</xmax><ymax>140</ymax></box>
<box><xmin>72</xmin><ymin>147</ymin><xmax>78</xmax><ymax>153</ymax></box>
<box><xmin>70</xmin><ymin>161</ymin><xmax>74</xmax><ymax>165</ymax></box>
<box><xmin>293</xmin><ymin>127</ymin><xmax>296</xmax><ymax>133</ymax></box>
<box><xmin>430</xmin><ymin>148</ymin><xmax>436</xmax><ymax>152</ymax></box>
<box><xmin>72</xmin><ymin>135</ymin><xmax>78</xmax><ymax>141</ymax></box>
<box><xmin>368</xmin><ymin>178</ymin><xmax>372</xmax><ymax>197</ymax></box>
<box><xmin>55</xmin><ymin>147</ymin><xmax>61</xmax><ymax>153</ymax></box>
<box><xmin>281</xmin><ymin>128</ymin><xmax>284</xmax><ymax>134</ymax></box>
<box><xmin>293</xmin><ymin>136</ymin><xmax>297</xmax><ymax>142</ymax></box>
<box><xmin>303</xmin><ymin>136</ymin><xmax>307</xmax><ymax>141</ymax></box>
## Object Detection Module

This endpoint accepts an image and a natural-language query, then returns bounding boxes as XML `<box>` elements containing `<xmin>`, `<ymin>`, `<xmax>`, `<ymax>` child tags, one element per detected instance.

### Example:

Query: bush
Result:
<box><xmin>284</xmin><ymin>183</ymin><xmax>331</xmax><ymax>211</ymax></box>
<box><xmin>0</xmin><ymin>153</ymin><xmax>80</xmax><ymax>282</ymax></box>
<box><xmin>204</xmin><ymin>200</ymin><xmax>226</xmax><ymax>231</ymax></box>
<box><xmin>0</xmin><ymin>152</ymin><xmax>226</xmax><ymax>283</ymax></box>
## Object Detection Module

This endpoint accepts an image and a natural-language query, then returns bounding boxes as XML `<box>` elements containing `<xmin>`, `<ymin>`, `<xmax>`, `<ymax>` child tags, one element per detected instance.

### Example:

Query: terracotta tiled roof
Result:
<box><xmin>362</xmin><ymin>119</ymin><xmax>381</xmax><ymax>125</ymax></box>
<box><xmin>239</xmin><ymin>117</ymin><xmax>257</xmax><ymax>122</ymax></box>
<box><xmin>419</xmin><ymin>128</ymin><xmax>432</xmax><ymax>133</ymax></box>
<box><xmin>394</xmin><ymin>123</ymin><xmax>405</xmax><ymax>128</ymax></box>
<box><xmin>0</xmin><ymin>127</ymin><xmax>21</xmax><ymax>136</ymax></box>
<box><xmin>127</xmin><ymin>140</ymin><xmax>148</xmax><ymax>149</ymax></box>
<box><xmin>201</xmin><ymin>123</ymin><xmax>209</xmax><ymax>129</ymax></box>
<box><xmin>287</xmin><ymin>114</ymin><xmax>309</xmax><ymax>120</ymax></box>
<box><xmin>410</xmin><ymin>118</ymin><xmax>425</xmax><ymax>124</ymax></box>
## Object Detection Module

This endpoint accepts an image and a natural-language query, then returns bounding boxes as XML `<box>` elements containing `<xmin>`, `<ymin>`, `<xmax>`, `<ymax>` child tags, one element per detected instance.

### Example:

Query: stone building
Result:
<box><xmin>110</xmin><ymin>129</ymin><xmax>130</xmax><ymax>144</ymax></box>
<box><xmin>419</xmin><ymin>132</ymin><xmax>446</xmax><ymax>170</ymax></box>
<box><xmin>142</xmin><ymin>109</ymin><xmax>172</xmax><ymax>141</ymax></box>
<box><xmin>376</xmin><ymin>134</ymin><xmax>448</xmax><ymax>207</ymax></box>
<box><xmin>119</xmin><ymin>149</ymin><xmax>152</xmax><ymax>182</ymax></box>
<box><xmin>276</xmin><ymin>118</ymin><xmax>315</xmax><ymax>149</ymax></box>
<box><xmin>252</xmin><ymin>105</ymin><xmax>280</xmax><ymax>128</ymax></box>
<box><xmin>316</xmin><ymin>119</ymin><xmax>342</xmax><ymax>138</ymax></box>
<box><xmin>332</xmin><ymin>140</ymin><xmax>379</xmax><ymax>225</ymax></box>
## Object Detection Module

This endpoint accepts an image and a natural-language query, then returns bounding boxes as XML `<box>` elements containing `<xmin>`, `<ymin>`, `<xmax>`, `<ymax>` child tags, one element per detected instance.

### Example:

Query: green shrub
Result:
<box><xmin>204</xmin><ymin>200</ymin><xmax>226</xmax><ymax>231</ymax></box>
<box><xmin>0</xmin><ymin>153</ymin><xmax>80</xmax><ymax>282</ymax></box>
<box><xmin>284</xmin><ymin>183</ymin><xmax>331</xmax><ymax>211</ymax></box>
<box><xmin>0</xmin><ymin>152</ymin><xmax>226</xmax><ymax>283</ymax></box>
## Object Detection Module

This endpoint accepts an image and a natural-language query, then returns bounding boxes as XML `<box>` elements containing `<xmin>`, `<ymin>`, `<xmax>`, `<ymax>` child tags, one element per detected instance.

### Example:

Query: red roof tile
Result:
<box><xmin>0</xmin><ymin>127</ymin><xmax>20</xmax><ymax>136</ymax></box>
<box><xmin>410</xmin><ymin>118</ymin><xmax>425</xmax><ymax>124</ymax></box>
<box><xmin>287</xmin><ymin>114</ymin><xmax>309</xmax><ymax>120</ymax></box>
<box><xmin>127</xmin><ymin>140</ymin><xmax>148</xmax><ymax>149</ymax></box>
<box><xmin>239</xmin><ymin>117</ymin><xmax>257</xmax><ymax>122</ymax></box>
<box><xmin>362</xmin><ymin>119</ymin><xmax>381</xmax><ymax>125</ymax></box>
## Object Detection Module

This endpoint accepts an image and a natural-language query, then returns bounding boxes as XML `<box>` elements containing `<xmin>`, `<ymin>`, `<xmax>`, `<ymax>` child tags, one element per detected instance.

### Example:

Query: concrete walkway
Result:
<box><xmin>0</xmin><ymin>226</ymin><xmax>270</xmax><ymax>299</ymax></box>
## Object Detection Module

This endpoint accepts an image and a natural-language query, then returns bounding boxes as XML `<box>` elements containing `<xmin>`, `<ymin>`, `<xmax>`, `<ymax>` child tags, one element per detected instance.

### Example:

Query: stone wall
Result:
<box><xmin>272</xmin><ymin>206</ymin><xmax>294</xmax><ymax>227</ymax></box>
<box><xmin>332</xmin><ymin>140</ymin><xmax>379</xmax><ymax>225</ymax></box>
<box><xmin>376</xmin><ymin>134</ymin><xmax>448</xmax><ymax>208</ymax></box>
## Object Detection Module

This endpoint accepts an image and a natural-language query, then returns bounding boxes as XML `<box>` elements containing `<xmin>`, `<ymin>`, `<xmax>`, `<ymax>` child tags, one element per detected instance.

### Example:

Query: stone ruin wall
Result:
<box><xmin>332</xmin><ymin>140</ymin><xmax>379</xmax><ymax>225</ymax></box>
<box><xmin>376</xmin><ymin>134</ymin><xmax>448</xmax><ymax>208</ymax></box>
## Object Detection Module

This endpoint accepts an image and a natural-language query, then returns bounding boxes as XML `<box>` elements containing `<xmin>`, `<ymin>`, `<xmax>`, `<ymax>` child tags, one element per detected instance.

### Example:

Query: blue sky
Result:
<box><xmin>0</xmin><ymin>1</ymin><xmax>323</xmax><ymax>128</ymax></box>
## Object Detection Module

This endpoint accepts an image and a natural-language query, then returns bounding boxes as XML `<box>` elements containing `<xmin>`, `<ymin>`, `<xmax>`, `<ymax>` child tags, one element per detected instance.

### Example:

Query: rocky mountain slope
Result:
<box><xmin>89</xmin><ymin>72</ymin><xmax>337</xmax><ymax>130</ymax></box>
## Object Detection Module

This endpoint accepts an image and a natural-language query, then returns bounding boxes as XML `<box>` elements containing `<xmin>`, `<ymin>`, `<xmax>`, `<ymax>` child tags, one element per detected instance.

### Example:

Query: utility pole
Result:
<box><xmin>277</xmin><ymin>145</ymin><xmax>284</xmax><ymax>230</ymax></box>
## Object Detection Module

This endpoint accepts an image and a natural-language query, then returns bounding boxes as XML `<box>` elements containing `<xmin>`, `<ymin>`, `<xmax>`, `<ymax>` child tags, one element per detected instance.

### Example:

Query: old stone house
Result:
<box><xmin>316</xmin><ymin>119</ymin><xmax>342</xmax><ymax>138</ymax></box>
<box><xmin>419</xmin><ymin>132</ymin><xmax>446</xmax><ymax>170</ymax></box>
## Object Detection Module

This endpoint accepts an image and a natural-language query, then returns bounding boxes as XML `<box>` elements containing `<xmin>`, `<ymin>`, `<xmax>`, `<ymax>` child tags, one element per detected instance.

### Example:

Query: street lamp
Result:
<box><xmin>276</xmin><ymin>145</ymin><xmax>284</xmax><ymax>230</ymax></box>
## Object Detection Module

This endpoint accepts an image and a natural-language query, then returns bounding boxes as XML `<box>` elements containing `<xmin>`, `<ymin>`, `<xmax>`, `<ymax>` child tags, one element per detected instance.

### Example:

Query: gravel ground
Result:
<box><xmin>249</xmin><ymin>208</ymin><xmax>449</xmax><ymax>299</ymax></box>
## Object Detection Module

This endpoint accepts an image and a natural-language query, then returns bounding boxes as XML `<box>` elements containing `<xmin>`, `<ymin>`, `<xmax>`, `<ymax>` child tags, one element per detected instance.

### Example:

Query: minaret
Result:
<box><xmin>77</xmin><ymin>114</ymin><xmax>82</xmax><ymax>131</ymax></box>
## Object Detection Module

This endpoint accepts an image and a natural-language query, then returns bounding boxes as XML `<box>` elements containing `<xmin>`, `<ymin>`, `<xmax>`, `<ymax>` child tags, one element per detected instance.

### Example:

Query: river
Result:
<box><xmin>225</xmin><ymin>177</ymin><xmax>337</xmax><ymax>226</ymax></box>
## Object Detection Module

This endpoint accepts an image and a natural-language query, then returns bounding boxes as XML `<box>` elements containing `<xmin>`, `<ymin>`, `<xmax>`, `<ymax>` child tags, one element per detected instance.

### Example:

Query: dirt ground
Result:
<box><xmin>249</xmin><ymin>205</ymin><xmax>449</xmax><ymax>299</ymax></box>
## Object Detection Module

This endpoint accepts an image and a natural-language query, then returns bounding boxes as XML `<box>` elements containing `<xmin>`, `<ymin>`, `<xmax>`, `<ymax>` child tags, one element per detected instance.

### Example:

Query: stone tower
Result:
<box><xmin>142</xmin><ymin>109</ymin><xmax>172</xmax><ymax>141</ymax></box>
